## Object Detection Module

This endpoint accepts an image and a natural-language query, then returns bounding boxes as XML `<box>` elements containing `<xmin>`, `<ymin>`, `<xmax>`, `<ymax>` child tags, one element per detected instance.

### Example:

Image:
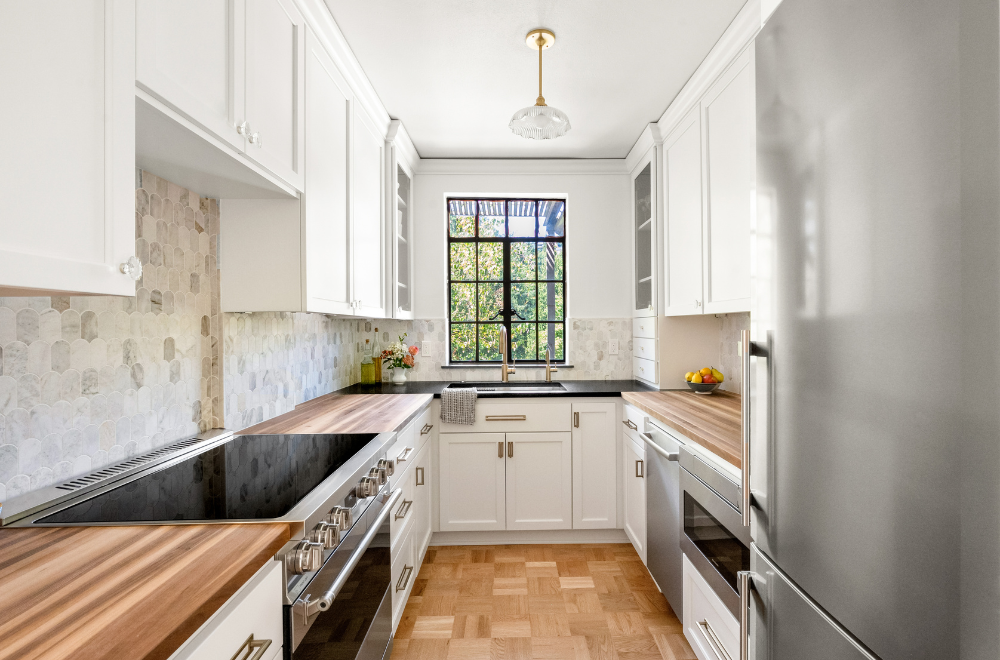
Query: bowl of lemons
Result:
<box><xmin>685</xmin><ymin>367</ymin><xmax>724</xmax><ymax>394</ymax></box>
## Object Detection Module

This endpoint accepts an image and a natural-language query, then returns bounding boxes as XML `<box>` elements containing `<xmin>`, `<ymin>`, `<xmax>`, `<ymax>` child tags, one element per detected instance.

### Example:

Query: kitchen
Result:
<box><xmin>0</xmin><ymin>0</ymin><xmax>995</xmax><ymax>659</ymax></box>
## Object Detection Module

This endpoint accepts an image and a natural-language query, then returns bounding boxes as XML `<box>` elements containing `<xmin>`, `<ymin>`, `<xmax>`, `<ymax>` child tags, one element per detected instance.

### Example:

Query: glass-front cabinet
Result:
<box><xmin>632</xmin><ymin>152</ymin><xmax>657</xmax><ymax>317</ymax></box>
<box><xmin>387</xmin><ymin>121</ymin><xmax>416</xmax><ymax>319</ymax></box>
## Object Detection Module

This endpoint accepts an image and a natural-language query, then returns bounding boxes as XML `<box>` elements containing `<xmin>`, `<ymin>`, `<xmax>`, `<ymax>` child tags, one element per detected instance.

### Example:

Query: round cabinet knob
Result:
<box><xmin>120</xmin><ymin>256</ymin><xmax>143</xmax><ymax>281</ymax></box>
<box><xmin>236</xmin><ymin>120</ymin><xmax>251</xmax><ymax>135</ymax></box>
<box><xmin>286</xmin><ymin>539</ymin><xmax>325</xmax><ymax>574</ymax></box>
<box><xmin>249</xmin><ymin>132</ymin><xmax>262</xmax><ymax>147</ymax></box>
<box><xmin>695</xmin><ymin>299</ymin><xmax>702</xmax><ymax>307</ymax></box>
<box><xmin>309</xmin><ymin>521</ymin><xmax>340</xmax><ymax>549</ymax></box>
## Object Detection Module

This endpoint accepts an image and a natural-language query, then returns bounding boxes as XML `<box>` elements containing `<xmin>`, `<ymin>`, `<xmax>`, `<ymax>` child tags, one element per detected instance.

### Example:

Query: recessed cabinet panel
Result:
<box><xmin>353</xmin><ymin>105</ymin><xmax>386</xmax><ymax>318</ymax></box>
<box><xmin>439</xmin><ymin>433</ymin><xmax>506</xmax><ymax>531</ymax></box>
<box><xmin>244</xmin><ymin>0</ymin><xmax>304</xmax><ymax>189</ymax></box>
<box><xmin>624</xmin><ymin>433</ymin><xmax>647</xmax><ymax>562</ymax></box>
<box><xmin>136</xmin><ymin>0</ymin><xmax>242</xmax><ymax>151</ymax></box>
<box><xmin>506</xmin><ymin>432</ymin><xmax>572</xmax><ymax>531</ymax></box>
<box><xmin>572</xmin><ymin>403</ymin><xmax>617</xmax><ymax>529</ymax></box>
<box><xmin>664</xmin><ymin>108</ymin><xmax>705</xmax><ymax>316</ymax></box>
<box><xmin>633</xmin><ymin>160</ymin><xmax>655</xmax><ymax>317</ymax></box>
<box><xmin>303</xmin><ymin>30</ymin><xmax>352</xmax><ymax>314</ymax></box>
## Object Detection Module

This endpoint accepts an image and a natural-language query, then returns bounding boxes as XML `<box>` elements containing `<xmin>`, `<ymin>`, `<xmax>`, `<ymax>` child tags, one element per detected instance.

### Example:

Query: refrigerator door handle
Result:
<box><xmin>740</xmin><ymin>329</ymin><xmax>752</xmax><ymax>526</ymax></box>
<box><xmin>738</xmin><ymin>570</ymin><xmax>752</xmax><ymax>660</ymax></box>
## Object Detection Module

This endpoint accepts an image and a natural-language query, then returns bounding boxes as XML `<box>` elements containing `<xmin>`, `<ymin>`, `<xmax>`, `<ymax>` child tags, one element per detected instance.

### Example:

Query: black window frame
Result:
<box><xmin>447</xmin><ymin>198</ymin><xmax>567</xmax><ymax>365</ymax></box>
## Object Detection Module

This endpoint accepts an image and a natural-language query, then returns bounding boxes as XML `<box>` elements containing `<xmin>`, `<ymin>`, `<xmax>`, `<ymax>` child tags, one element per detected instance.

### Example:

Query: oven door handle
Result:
<box><xmin>293</xmin><ymin>488</ymin><xmax>402</xmax><ymax>623</ymax></box>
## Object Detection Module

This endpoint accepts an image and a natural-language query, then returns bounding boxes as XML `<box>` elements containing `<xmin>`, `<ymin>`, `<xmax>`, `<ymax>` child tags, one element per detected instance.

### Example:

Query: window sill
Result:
<box><xmin>440</xmin><ymin>363</ymin><xmax>574</xmax><ymax>369</ymax></box>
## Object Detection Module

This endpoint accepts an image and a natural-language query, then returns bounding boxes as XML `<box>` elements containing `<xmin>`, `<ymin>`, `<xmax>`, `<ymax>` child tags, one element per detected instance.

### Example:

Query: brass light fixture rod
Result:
<box><xmin>525</xmin><ymin>28</ymin><xmax>555</xmax><ymax>107</ymax></box>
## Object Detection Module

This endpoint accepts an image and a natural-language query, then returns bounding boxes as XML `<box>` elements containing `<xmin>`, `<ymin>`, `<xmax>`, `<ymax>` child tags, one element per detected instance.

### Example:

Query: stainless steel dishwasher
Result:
<box><xmin>637</xmin><ymin>417</ymin><xmax>684</xmax><ymax>620</ymax></box>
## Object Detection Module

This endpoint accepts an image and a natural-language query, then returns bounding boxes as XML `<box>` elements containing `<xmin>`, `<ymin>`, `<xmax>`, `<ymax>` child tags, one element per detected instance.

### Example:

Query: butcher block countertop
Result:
<box><xmin>0</xmin><ymin>523</ymin><xmax>289</xmax><ymax>660</ymax></box>
<box><xmin>242</xmin><ymin>393</ymin><xmax>433</xmax><ymax>435</ymax></box>
<box><xmin>622</xmin><ymin>390</ymin><xmax>742</xmax><ymax>468</ymax></box>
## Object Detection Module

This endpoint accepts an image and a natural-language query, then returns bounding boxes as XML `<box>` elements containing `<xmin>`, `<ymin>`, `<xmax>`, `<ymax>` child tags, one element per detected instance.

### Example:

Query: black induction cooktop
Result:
<box><xmin>37</xmin><ymin>433</ymin><xmax>379</xmax><ymax>524</ymax></box>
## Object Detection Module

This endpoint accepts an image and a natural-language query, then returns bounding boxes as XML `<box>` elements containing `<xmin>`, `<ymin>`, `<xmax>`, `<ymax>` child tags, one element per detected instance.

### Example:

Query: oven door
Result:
<box><xmin>680</xmin><ymin>465</ymin><xmax>751</xmax><ymax>618</ymax></box>
<box><xmin>287</xmin><ymin>487</ymin><xmax>402</xmax><ymax>660</ymax></box>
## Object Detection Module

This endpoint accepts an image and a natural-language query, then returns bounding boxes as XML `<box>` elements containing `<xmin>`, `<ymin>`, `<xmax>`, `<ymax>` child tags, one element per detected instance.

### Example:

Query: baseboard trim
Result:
<box><xmin>430</xmin><ymin>529</ymin><xmax>630</xmax><ymax>546</ymax></box>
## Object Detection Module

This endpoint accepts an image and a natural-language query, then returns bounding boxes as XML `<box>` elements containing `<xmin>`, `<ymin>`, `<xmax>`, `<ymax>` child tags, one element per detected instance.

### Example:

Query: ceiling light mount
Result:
<box><xmin>509</xmin><ymin>27</ymin><xmax>571</xmax><ymax>140</ymax></box>
<box><xmin>525</xmin><ymin>28</ymin><xmax>555</xmax><ymax>50</ymax></box>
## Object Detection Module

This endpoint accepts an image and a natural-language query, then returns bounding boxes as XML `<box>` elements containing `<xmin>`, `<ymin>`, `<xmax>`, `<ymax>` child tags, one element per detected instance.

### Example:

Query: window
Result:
<box><xmin>448</xmin><ymin>199</ymin><xmax>566</xmax><ymax>364</ymax></box>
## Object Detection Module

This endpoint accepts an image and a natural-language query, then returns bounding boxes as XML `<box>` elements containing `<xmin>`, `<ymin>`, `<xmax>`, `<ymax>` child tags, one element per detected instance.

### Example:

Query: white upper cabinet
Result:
<box><xmin>136</xmin><ymin>0</ymin><xmax>244</xmax><ymax>152</ymax></box>
<box><xmin>0</xmin><ymin>0</ymin><xmax>137</xmax><ymax>296</ymax></box>
<box><xmin>387</xmin><ymin>121</ymin><xmax>417</xmax><ymax>320</ymax></box>
<box><xmin>243</xmin><ymin>0</ymin><xmax>304</xmax><ymax>190</ymax></box>
<box><xmin>632</xmin><ymin>152</ymin><xmax>657</xmax><ymax>317</ymax></box>
<box><xmin>663</xmin><ymin>107</ymin><xmax>705</xmax><ymax>316</ymax></box>
<box><xmin>352</xmin><ymin>104</ymin><xmax>387</xmax><ymax>318</ymax></box>
<box><xmin>136</xmin><ymin>0</ymin><xmax>304</xmax><ymax>191</ymax></box>
<box><xmin>702</xmin><ymin>45</ymin><xmax>754</xmax><ymax>314</ymax></box>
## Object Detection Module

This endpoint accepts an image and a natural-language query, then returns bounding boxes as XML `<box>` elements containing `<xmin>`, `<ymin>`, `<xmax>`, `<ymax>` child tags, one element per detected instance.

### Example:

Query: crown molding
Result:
<box><xmin>416</xmin><ymin>159</ymin><xmax>629</xmax><ymax>177</ymax></box>
<box><xmin>387</xmin><ymin>120</ymin><xmax>420</xmax><ymax>170</ymax></box>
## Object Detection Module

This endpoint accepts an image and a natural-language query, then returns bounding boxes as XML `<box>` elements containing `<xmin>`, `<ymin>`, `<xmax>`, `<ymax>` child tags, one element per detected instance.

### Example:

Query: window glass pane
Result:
<box><xmin>449</xmin><ymin>200</ymin><xmax>475</xmax><ymax>237</ymax></box>
<box><xmin>451</xmin><ymin>324</ymin><xmax>476</xmax><ymax>361</ymax></box>
<box><xmin>478</xmin><ymin>200</ymin><xmax>505</xmax><ymax>237</ymax></box>
<box><xmin>510</xmin><ymin>242</ymin><xmax>536</xmax><ymax>280</ymax></box>
<box><xmin>450</xmin><ymin>283</ymin><xmax>476</xmax><ymax>321</ymax></box>
<box><xmin>512</xmin><ymin>323</ymin><xmax>537</xmax><ymax>360</ymax></box>
<box><xmin>450</xmin><ymin>243</ymin><xmax>476</xmax><ymax>281</ymax></box>
<box><xmin>511</xmin><ymin>283</ymin><xmax>537</xmax><ymax>321</ymax></box>
<box><xmin>538</xmin><ymin>200</ymin><xmax>565</xmax><ymax>237</ymax></box>
<box><xmin>478</xmin><ymin>242</ymin><xmax>503</xmax><ymax>281</ymax></box>
<box><xmin>508</xmin><ymin>200</ymin><xmax>536</xmax><ymax>237</ymax></box>
<box><xmin>538</xmin><ymin>282</ymin><xmax>564</xmax><ymax>321</ymax></box>
<box><xmin>537</xmin><ymin>323</ymin><xmax>564</xmax><ymax>360</ymax></box>
<box><xmin>478</xmin><ymin>324</ymin><xmax>502</xmax><ymax>361</ymax></box>
<box><xmin>478</xmin><ymin>282</ymin><xmax>503</xmax><ymax>321</ymax></box>
<box><xmin>537</xmin><ymin>242</ymin><xmax>563</xmax><ymax>280</ymax></box>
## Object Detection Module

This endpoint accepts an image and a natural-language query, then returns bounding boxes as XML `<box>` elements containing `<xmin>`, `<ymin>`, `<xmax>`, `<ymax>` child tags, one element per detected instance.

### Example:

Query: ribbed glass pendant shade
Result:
<box><xmin>509</xmin><ymin>105</ymin><xmax>572</xmax><ymax>140</ymax></box>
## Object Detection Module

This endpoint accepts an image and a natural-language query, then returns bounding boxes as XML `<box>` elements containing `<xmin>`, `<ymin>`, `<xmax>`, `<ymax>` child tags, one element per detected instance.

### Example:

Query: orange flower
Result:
<box><xmin>408</xmin><ymin>345</ymin><xmax>419</xmax><ymax>356</ymax></box>
<box><xmin>403</xmin><ymin>354</ymin><xmax>415</xmax><ymax>367</ymax></box>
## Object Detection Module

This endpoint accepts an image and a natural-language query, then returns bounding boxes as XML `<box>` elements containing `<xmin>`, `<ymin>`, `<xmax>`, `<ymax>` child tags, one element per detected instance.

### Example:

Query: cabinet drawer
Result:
<box><xmin>390</xmin><ymin>442</ymin><xmax>429</xmax><ymax>546</ymax></box>
<box><xmin>439</xmin><ymin>401</ymin><xmax>571</xmax><ymax>433</ymax></box>
<box><xmin>683</xmin><ymin>554</ymin><xmax>738</xmax><ymax>660</ymax></box>
<box><xmin>633</xmin><ymin>337</ymin><xmax>656</xmax><ymax>362</ymax></box>
<box><xmin>634</xmin><ymin>318</ymin><xmax>657</xmax><ymax>339</ymax></box>
<box><xmin>169</xmin><ymin>561</ymin><xmax>283</xmax><ymax>660</ymax></box>
<box><xmin>623</xmin><ymin>404</ymin><xmax>648</xmax><ymax>437</ymax></box>
<box><xmin>391</xmin><ymin>525</ymin><xmax>416</xmax><ymax>629</ymax></box>
<box><xmin>386</xmin><ymin>406</ymin><xmax>433</xmax><ymax>471</ymax></box>
<box><xmin>389</xmin><ymin>459</ymin><xmax>415</xmax><ymax>547</ymax></box>
<box><xmin>633</xmin><ymin>357</ymin><xmax>657</xmax><ymax>384</ymax></box>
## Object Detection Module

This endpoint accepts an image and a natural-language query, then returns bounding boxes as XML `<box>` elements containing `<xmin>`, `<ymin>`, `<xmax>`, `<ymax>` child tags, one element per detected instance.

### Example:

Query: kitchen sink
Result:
<box><xmin>448</xmin><ymin>382</ymin><xmax>566</xmax><ymax>393</ymax></box>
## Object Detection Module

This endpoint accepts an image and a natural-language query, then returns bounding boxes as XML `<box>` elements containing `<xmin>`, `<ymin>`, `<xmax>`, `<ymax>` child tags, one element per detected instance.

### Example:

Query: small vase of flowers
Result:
<box><xmin>381</xmin><ymin>333</ymin><xmax>418</xmax><ymax>384</ymax></box>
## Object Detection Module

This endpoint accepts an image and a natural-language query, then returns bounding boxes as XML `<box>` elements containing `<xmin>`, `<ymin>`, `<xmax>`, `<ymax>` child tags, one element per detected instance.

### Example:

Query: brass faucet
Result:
<box><xmin>545</xmin><ymin>346</ymin><xmax>558</xmax><ymax>382</ymax></box>
<box><xmin>499</xmin><ymin>326</ymin><xmax>516</xmax><ymax>382</ymax></box>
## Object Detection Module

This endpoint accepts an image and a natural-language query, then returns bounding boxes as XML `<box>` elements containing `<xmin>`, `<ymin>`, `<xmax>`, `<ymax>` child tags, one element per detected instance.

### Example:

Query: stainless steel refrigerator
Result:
<box><xmin>748</xmin><ymin>0</ymin><xmax>1000</xmax><ymax>658</ymax></box>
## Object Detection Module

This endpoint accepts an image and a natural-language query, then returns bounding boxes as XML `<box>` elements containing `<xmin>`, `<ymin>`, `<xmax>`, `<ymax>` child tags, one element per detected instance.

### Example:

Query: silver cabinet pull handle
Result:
<box><xmin>738</xmin><ymin>570</ymin><xmax>751</xmax><ymax>660</ymax></box>
<box><xmin>740</xmin><ymin>329</ymin><xmax>752</xmax><ymax>526</ymax></box>
<box><xmin>394</xmin><ymin>499</ymin><xmax>412</xmax><ymax>521</ymax></box>
<box><xmin>229</xmin><ymin>633</ymin><xmax>271</xmax><ymax>660</ymax></box>
<box><xmin>420</xmin><ymin>423</ymin><xmax>433</xmax><ymax>435</ymax></box>
<box><xmin>574</xmin><ymin>412</ymin><xmax>579</xmax><ymax>428</ymax></box>
<box><xmin>486</xmin><ymin>415</ymin><xmax>527</xmax><ymax>421</ymax></box>
<box><xmin>498</xmin><ymin>441</ymin><xmax>503</xmax><ymax>458</ymax></box>
<box><xmin>416</xmin><ymin>466</ymin><xmax>425</xmax><ymax>486</ymax></box>
<box><xmin>507</xmin><ymin>441</ymin><xmax>513</xmax><ymax>458</ymax></box>
<box><xmin>396</xmin><ymin>565</ymin><xmax>414</xmax><ymax>592</ymax></box>
<box><xmin>397</xmin><ymin>446</ymin><xmax>414</xmax><ymax>462</ymax></box>
<box><xmin>623</xmin><ymin>419</ymin><xmax>638</xmax><ymax>431</ymax></box>
<box><xmin>635</xmin><ymin>459</ymin><xmax>644</xmax><ymax>478</ymax></box>
<box><xmin>698</xmin><ymin>620</ymin><xmax>733</xmax><ymax>660</ymax></box>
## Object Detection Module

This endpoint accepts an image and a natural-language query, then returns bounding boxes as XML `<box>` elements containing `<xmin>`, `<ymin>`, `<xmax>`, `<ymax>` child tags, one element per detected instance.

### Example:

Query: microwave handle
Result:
<box><xmin>294</xmin><ymin>487</ymin><xmax>402</xmax><ymax>622</ymax></box>
<box><xmin>740</xmin><ymin>330</ymin><xmax>752</xmax><ymax>527</ymax></box>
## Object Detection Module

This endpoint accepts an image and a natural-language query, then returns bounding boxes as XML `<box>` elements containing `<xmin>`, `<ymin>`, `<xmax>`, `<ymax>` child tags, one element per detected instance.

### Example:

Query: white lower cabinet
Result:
<box><xmin>505</xmin><ymin>433</ymin><xmax>573</xmax><ymax>531</ymax></box>
<box><xmin>391</xmin><ymin>524</ymin><xmax>416</xmax><ymax>632</ymax></box>
<box><xmin>169</xmin><ymin>560</ymin><xmax>283</xmax><ymax>660</ymax></box>
<box><xmin>572</xmin><ymin>403</ymin><xmax>618</xmax><ymax>529</ymax></box>
<box><xmin>683</xmin><ymin>554</ymin><xmax>739</xmax><ymax>660</ymax></box>
<box><xmin>412</xmin><ymin>440</ymin><xmax>433</xmax><ymax>558</ymax></box>
<box><xmin>623</xmin><ymin>432</ymin><xmax>647</xmax><ymax>562</ymax></box>
<box><xmin>439</xmin><ymin>433</ymin><xmax>507</xmax><ymax>531</ymax></box>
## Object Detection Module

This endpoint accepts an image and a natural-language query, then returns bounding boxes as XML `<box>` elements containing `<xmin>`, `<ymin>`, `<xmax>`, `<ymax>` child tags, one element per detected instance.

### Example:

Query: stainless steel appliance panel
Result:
<box><xmin>642</xmin><ymin>425</ymin><xmax>683</xmax><ymax>618</ymax></box>
<box><xmin>749</xmin><ymin>545</ymin><xmax>878</xmax><ymax>660</ymax></box>
<box><xmin>752</xmin><ymin>0</ymin><xmax>960</xmax><ymax>657</ymax></box>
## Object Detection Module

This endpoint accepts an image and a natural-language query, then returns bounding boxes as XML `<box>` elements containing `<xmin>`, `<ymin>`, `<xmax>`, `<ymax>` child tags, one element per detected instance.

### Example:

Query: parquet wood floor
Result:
<box><xmin>391</xmin><ymin>544</ymin><xmax>696</xmax><ymax>660</ymax></box>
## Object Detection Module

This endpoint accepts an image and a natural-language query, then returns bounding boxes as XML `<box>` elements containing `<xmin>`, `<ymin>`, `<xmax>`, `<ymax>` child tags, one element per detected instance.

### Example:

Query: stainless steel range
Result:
<box><xmin>0</xmin><ymin>428</ymin><xmax>405</xmax><ymax>660</ymax></box>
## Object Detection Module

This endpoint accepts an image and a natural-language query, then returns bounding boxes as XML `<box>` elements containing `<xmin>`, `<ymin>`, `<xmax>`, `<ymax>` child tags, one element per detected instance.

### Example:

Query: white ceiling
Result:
<box><xmin>323</xmin><ymin>0</ymin><xmax>747</xmax><ymax>159</ymax></box>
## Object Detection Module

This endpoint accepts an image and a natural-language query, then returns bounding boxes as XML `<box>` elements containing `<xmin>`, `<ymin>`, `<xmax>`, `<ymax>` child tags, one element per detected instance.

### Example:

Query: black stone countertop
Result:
<box><xmin>336</xmin><ymin>380</ymin><xmax>656</xmax><ymax>398</ymax></box>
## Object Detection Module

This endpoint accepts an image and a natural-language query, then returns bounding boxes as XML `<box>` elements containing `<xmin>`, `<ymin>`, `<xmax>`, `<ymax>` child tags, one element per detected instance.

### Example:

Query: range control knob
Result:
<box><xmin>326</xmin><ymin>505</ymin><xmax>353</xmax><ymax>529</ymax></box>
<box><xmin>309</xmin><ymin>521</ymin><xmax>340</xmax><ymax>549</ymax></box>
<box><xmin>286</xmin><ymin>539</ymin><xmax>324</xmax><ymax>574</ymax></box>
<box><xmin>368</xmin><ymin>466</ymin><xmax>387</xmax><ymax>486</ymax></box>
<box><xmin>377</xmin><ymin>458</ymin><xmax>395</xmax><ymax>476</ymax></box>
<box><xmin>357</xmin><ymin>476</ymin><xmax>378</xmax><ymax>498</ymax></box>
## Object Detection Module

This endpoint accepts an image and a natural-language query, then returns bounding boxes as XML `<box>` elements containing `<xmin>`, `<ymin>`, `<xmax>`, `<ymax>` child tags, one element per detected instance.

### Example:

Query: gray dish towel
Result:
<box><xmin>440</xmin><ymin>387</ymin><xmax>477</xmax><ymax>425</ymax></box>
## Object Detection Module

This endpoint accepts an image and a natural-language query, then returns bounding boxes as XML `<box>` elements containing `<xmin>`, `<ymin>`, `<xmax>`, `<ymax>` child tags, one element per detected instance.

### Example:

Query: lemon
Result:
<box><xmin>692</xmin><ymin>373</ymin><xmax>703</xmax><ymax>384</ymax></box>
<box><xmin>684</xmin><ymin>372</ymin><xmax>695</xmax><ymax>382</ymax></box>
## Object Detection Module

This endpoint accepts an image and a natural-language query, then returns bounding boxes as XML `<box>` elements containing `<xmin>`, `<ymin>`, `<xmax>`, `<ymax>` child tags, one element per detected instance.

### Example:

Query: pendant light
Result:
<box><xmin>509</xmin><ymin>29</ymin><xmax>571</xmax><ymax>140</ymax></box>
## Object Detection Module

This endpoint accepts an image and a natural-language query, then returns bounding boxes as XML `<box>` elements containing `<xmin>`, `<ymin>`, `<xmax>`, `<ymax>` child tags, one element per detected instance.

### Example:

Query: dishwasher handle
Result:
<box><xmin>637</xmin><ymin>431</ymin><xmax>679</xmax><ymax>462</ymax></box>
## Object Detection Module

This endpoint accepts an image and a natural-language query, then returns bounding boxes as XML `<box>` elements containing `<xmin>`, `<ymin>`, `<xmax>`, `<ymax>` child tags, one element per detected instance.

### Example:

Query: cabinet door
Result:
<box><xmin>0</xmin><ymin>0</ymin><xmax>136</xmax><ymax>297</ymax></box>
<box><xmin>663</xmin><ymin>106</ymin><xmax>705</xmax><ymax>316</ymax></box>
<box><xmin>439</xmin><ymin>433</ymin><xmax>505</xmax><ymax>531</ymax></box>
<box><xmin>136</xmin><ymin>0</ymin><xmax>244</xmax><ymax>151</ymax></box>
<box><xmin>702</xmin><ymin>45</ymin><xmax>754</xmax><ymax>314</ymax></box>
<box><xmin>393</xmin><ymin>159</ymin><xmax>414</xmax><ymax>319</ymax></box>
<box><xmin>244</xmin><ymin>0</ymin><xmax>304</xmax><ymax>190</ymax></box>
<box><xmin>632</xmin><ymin>155</ymin><xmax>656</xmax><ymax>317</ymax></box>
<box><xmin>302</xmin><ymin>29</ymin><xmax>353</xmax><ymax>315</ymax></box>
<box><xmin>352</xmin><ymin>104</ymin><xmax>387</xmax><ymax>318</ymax></box>
<box><xmin>623</xmin><ymin>434</ymin><xmax>647</xmax><ymax>562</ymax></box>
<box><xmin>571</xmin><ymin>403</ymin><xmax>617</xmax><ymax>529</ymax></box>
<box><xmin>506</xmin><ymin>433</ymin><xmax>572</xmax><ymax>531</ymax></box>
<box><xmin>412</xmin><ymin>440</ymin><xmax>433</xmax><ymax>560</ymax></box>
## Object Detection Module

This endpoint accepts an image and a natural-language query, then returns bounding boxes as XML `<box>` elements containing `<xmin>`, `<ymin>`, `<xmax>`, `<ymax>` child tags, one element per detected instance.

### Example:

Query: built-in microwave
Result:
<box><xmin>679</xmin><ymin>445</ymin><xmax>752</xmax><ymax>618</ymax></box>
